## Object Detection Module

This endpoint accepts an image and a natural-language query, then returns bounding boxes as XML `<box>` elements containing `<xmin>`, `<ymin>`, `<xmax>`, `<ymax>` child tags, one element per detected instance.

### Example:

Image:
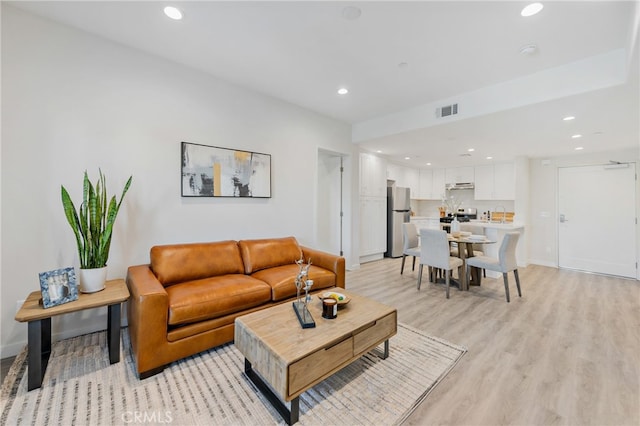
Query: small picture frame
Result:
<box><xmin>39</xmin><ymin>267</ymin><xmax>79</xmax><ymax>308</ymax></box>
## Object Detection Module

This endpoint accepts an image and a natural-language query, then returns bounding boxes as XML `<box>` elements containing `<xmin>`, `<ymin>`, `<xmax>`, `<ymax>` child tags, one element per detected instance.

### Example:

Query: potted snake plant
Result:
<box><xmin>61</xmin><ymin>170</ymin><xmax>132</xmax><ymax>293</ymax></box>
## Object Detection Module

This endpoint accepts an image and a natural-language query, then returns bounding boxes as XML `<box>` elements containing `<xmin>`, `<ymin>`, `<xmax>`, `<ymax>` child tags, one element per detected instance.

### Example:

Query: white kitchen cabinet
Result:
<box><xmin>432</xmin><ymin>168</ymin><xmax>446</xmax><ymax>199</ymax></box>
<box><xmin>360</xmin><ymin>153</ymin><xmax>387</xmax><ymax>197</ymax></box>
<box><xmin>359</xmin><ymin>196</ymin><xmax>387</xmax><ymax>256</ymax></box>
<box><xmin>418</xmin><ymin>169</ymin><xmax>433</xmax><ymax>199</ymax></box>
<box><xmin>474</xmin><ymin>163</ymin><xmax>515</xmax><ymax>200</ymax></box>
<box><xmin>418</xmin><ymin>168</ymin><xmax>445</xmax><ymax>200</ymax></box>
<box><xmin>387</xmin><ymin>163</ymin><xmax>419</xmax><ymax>199</ymax></box>
<box><xmin>386</xmin><ymin>163</ymin><xmax>401</xmax><ymax>185</ymax></box>
<box><xmin>405</xmin><ymin>167</ymin><xmax>419</xmax><ymax>199</ymax></box>
<box><xmin>445</xmin><ymin>166</ymin><xmax>474</xmax><ymax>184</ymax></box>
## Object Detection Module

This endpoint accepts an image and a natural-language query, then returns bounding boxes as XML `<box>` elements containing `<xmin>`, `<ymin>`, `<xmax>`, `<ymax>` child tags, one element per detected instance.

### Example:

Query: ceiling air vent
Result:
<box><xmin>436</xmin><ymin>103</ymin><xmax>458</xmax><ymax>118</ymax></box>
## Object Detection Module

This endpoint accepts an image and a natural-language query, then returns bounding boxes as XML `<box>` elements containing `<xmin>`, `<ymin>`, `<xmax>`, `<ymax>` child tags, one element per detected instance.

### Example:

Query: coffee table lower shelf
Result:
<box><xmin>243</xmin><ymin>340</ymin><xmax>390</xmax><ymax>425</ymax></box>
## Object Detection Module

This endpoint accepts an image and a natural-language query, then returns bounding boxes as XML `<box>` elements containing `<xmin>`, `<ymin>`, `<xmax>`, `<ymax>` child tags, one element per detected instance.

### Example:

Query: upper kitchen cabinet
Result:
<box><xmin>474</xmin><ymin>163</ymin><xmax>515</xmax><ymax>200</ymax></box>
<box><xmin>405</xmin><ymin>168</ymin><xmax>419</xmax><ymax>199</ymax></box>
<box><xmin>445</xmin><ymin>166</ymin><xmax>474</xmax><ymax>184</ymax></box>
<box><xmin>387</xmin><ymin>163</ymin><xmax>419</xmax><ymax>199</ymax></box>
<box><xmin>360</xmin><ymin>152</ymin><xmax>387</xmax><ymax>197</ymax></box>
<box><xmin>432</xmin><ymin>168</ymin><xmax>446</xmax><ymax>199</ymax></box>
<box><xmin>418</xmin><ymin>168</ymin><xmax>446</xmax><ymax>200</ymax></box>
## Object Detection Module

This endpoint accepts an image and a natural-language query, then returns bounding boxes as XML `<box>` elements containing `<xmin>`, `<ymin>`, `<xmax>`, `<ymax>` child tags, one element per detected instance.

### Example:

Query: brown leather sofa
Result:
<box><xmin>126</xmin><ymin>236</ymin><xmax>345</xmax><ymax>379</ymax></box>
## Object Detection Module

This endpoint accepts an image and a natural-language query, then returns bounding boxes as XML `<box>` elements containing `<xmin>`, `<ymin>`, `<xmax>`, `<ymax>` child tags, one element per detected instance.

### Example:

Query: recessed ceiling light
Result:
<box><xmin>468</xmin><ymin>148</ymin><xmax>475</xmax><ymax>152</ymax></box>
<box><xmin>575</xmin><ymin>147</ymin><xmax>584</xmax><ymax>150</ymax></box>
<box><xmin>571</xmin><ymin>134</ymin><xmax>582</xmax><ymax>139</ymax></box>
<box><xmin>404</xmin><ymin>157</ymin><xmax>411</xmax><ymax>160</ymax></box>
<box><xmin>486</xmin><ymin>156</ymin><xmax>493</xmax><ymax>160</ymax></box>
<box><xmin>376</xmin><ymin>150</ymin><xmax>382</xmax><ymax>153</ymax></box>
<box><xmin>337</xmin><ymin>88</ymin><xmax>349</xmax><ymax>95</ymax></box>
<box><xmin>563</xmin><ymin>116</ymin><xmax>575</xmax><ymax>121</ymax></box>
<box><xmin>426</xmin><ymin>162</ymin><xmax>432</xmax><ymax>166</ymax></box>
<box><xmin>164</xmin><ymin>6</ymin><xmax>183</xmax><ymax>20</ymax></box>
<box><xmin>519</xmin><ymin>44</ymin><xmax>538</xmax><ymax>55</ymax></box>
<box><xmin>342</xmin><ymin>6</ymin><xmax>362</xmax><ymax>20</ymax></box>
<box><xmin>521</xmin><ymin>3</ymin><xmax>544</xmax><ymax>17</ymax></box>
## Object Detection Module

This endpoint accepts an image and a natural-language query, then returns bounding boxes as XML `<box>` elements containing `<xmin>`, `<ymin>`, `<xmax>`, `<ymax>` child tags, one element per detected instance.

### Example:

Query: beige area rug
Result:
<box><xmin>1</xmin><ymin>323</ymin><xmax>466</xmax><ymax>425</ymax></box>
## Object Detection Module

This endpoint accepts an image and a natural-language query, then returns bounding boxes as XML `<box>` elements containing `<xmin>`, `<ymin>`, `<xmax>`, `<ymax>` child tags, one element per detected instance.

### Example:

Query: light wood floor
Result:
<box><xmin>346</xmin><ymin>258</ymin><xmax>640</xmax><ymax>426</ymax></box>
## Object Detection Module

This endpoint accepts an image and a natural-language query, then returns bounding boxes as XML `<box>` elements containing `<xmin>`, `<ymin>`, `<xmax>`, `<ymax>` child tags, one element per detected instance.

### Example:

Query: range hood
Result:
<box><xmin>446</xmin><ymin>182</ymin><xmax>475</xmax><ymax>190</ymax></box>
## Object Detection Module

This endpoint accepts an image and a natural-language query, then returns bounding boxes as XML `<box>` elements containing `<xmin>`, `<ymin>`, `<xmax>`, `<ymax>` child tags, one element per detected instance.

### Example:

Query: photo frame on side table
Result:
<box><xmin>38</xmin><ymin>267</ymin><xmax>78</xmax><ymax>308</ymax></box>
<box><xmin>181</xmin><ymin>141</ymin><xmax>271</xmax><ymax>198</ymax></box>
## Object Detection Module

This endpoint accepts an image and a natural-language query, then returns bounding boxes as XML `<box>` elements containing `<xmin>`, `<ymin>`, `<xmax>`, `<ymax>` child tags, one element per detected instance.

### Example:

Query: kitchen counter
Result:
<box><xmin>469</xmin><ymin>220</ymin><xmax>524</xmax><ymax>230</ymax></box>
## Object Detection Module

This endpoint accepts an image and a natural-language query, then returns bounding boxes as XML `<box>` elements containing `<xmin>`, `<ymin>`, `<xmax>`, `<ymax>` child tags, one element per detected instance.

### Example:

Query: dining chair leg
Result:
<box><xmin>445</xmin><ymin>270</ymin><xmax>450</xmax><ymax>299</ymax></box>
<box><xmin>458</xmin><ymin>266</ymin><xmax>464</xmax><ymax>291</ymax></box>
<box><xmin>466</xmin><ymin>264</ymin><xmax>471</xmax><ymax>289</ymax></box>
<box><xmin>514</xmin><ymin>269</ymin><xmax>522</xmax><ymax>297</ymax></box>
<box><xmin>417</xmin><ymin>264</ymin><xmax>423</xmax><ymax>290</ymax></box>
<box><xmin>502</xmin><ymin>273</ymin><xmax>511</xmax><ymax>303</ymax></box>
<box><xmin>400</xmin><ymin>255</ymin><xmax>407</xmax><ymax>275</ymax></box>
<box><xmin>412</xmin><ymin>256</ymin><xmax>416</xmax><ymax>271</ymax></box>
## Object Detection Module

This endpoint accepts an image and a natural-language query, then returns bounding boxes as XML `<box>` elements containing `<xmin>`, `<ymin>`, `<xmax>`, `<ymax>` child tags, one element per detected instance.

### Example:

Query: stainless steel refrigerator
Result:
<box><xmin>385</xmin><ymin>186</ymin><xmax>411</xmax><ymax>258</ymax></box>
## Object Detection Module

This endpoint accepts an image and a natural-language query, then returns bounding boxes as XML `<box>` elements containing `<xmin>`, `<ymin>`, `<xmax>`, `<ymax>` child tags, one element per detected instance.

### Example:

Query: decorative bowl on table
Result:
<box><xmin>459</xmin><ymin>231</ymin><xmax>472</xmax><ymax>237</ymax></box>
<box><xmin>468</xmin><ymin>234</ymin><xmax>486</xmax><ymax>241</ymax></box>
<box><xmin>319</xmin><ymin>291</ymin><xmax>350</xmax><ymax>306</ymax></box>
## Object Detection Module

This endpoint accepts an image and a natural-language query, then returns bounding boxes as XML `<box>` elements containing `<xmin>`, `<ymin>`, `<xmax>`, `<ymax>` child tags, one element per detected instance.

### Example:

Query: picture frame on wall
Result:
<box><xmin>181</xmin><ymin>142</ymin><xmax>271</xmax><ymax>198</ymax></box>
<box><xmin>38</xmin><ymin>267</ymin><xmax>79</xmax><ymax>308</ymax></box>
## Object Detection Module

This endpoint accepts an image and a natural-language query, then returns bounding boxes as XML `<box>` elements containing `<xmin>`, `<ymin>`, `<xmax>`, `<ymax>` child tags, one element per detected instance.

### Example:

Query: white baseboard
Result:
<box><xmin>528</xmin><ymin>259</ymin><xmax>558</xmax><ymax>268</ymax></box>
<box><xmin>359</xmin><ymin>253</ymin><xmax>384</xmax><ymax>264</ymax></box>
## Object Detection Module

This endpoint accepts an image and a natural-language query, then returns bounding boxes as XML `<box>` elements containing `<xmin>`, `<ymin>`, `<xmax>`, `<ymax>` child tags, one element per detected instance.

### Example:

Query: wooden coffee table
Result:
<box><xmin>14</xmin><ymin>279</ymin><xmax>129</xmax><ymax>391</ymax></box>
<box><xmin>234</xmin><ymin>288</ymin><xmax>397</xmax><ymax>425</ymax></box>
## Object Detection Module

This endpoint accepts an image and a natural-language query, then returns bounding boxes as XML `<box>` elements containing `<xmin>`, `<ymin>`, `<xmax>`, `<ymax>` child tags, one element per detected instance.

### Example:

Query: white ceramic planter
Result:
<box><xmin>79</xmin><ymin>266</ymin><xmax>107</xmax><ymax>293</ymax></box>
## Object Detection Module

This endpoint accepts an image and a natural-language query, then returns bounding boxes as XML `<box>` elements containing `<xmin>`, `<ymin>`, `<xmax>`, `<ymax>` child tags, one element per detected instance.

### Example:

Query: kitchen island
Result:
<box><xmin>466</xmin><ymin>220</ymin><xmax>526</xmax><ymax>278</ymax></box>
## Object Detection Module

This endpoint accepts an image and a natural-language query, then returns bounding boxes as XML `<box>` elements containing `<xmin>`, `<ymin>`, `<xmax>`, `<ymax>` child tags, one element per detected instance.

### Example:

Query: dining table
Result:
<box><xmin>447</xmin><ymin>234</ymin><xmax>496</xmax><ymax>291</ymax></box>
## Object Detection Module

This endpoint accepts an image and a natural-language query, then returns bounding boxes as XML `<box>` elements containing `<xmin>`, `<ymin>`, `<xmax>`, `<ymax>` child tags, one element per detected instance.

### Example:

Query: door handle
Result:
<box><xmin>559</xmin><ymin>214</ymin><xmax>569</xmax><ymax>223</ymax></box>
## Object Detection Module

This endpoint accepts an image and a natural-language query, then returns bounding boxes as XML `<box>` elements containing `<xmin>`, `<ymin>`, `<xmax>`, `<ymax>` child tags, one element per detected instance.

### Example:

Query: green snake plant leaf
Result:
<box><xmin>61</xmin><ymin>170</ymin><xmax>132</xmax><ymax>270</ymax></box>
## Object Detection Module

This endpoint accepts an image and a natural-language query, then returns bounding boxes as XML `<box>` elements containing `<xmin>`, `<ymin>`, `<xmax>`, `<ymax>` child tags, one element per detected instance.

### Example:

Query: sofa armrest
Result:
<box><xmin>126</xmin><ymin>265</ymin><xmax>170</xmax><ymax>375</ymax></box>
<box><xmin>301</xmin><ymin>246</ymin><xmax>346</xmax><ymax>289</ymax></box>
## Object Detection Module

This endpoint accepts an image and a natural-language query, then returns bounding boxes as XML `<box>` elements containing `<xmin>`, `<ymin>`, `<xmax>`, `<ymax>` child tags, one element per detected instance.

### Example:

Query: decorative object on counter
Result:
<box><xmin>38</xmin><ymin>267</ymin><xmax>78</xmax><ymax>308</ymax></box>
<box><xmin>441</xmin><ymin>192</ymin><xmax>463</xmax><ymax>215</ymax></box>
<box><xmin>490</xmin><ymin>211</ymin><xmax>515</xmax><ymax>223</ymax></box>
<box><xmin>61</xmin><ymin>170</ymin><xmax>132</xmax><ymax>293</ymax></box>
<box><xmin>293</xmin><ymin>256</ymin><xmax>316</xmax><ymax>328</ymax></box>
<box><xmin>451</xmin><ymin>216</ymin><xmax>461</xmax><ymax>237</ymax></box>
<box><xmin>438</xmin><ymin>206</ymin><xmax>447</xmax><ymax>218</ymax></box>
<box><xmin>181</xmin><ymin>141</ymin><xmax>271</xmax><ymax>198</ymax></box>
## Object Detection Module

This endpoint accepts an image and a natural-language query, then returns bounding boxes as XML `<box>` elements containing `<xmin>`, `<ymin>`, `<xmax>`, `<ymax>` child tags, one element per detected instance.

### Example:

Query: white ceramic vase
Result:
<box><xmin>79</xmin><ymin>266</ymin><xmax>107</xmax><ymax>293</ymax></box>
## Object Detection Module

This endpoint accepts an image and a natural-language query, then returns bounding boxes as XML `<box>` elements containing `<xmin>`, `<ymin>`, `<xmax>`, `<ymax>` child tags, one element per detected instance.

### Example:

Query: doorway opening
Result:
<box><xmin>317</xmin><ymin>149</ymin><xmax>350</xmax><ymax>260</ymax></box>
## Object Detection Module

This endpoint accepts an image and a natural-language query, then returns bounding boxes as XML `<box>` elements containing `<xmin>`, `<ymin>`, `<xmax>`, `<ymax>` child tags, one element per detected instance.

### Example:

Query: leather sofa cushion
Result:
<box><xmin>252</xmin><ymin>264</ymin><xmax>337</xmax><ymax>301</ymax></box>
<box><xmin>166</xmin><ymin>274</ymin><xmax>271</xmax><ymax>326</ymax></box>
<box><xmin>238</xmin><ymin>236</ymin><xmax>302</xmax><ymax>274</ymax></box>
<box><xmin>151</xmin><ymin>241</ymin><xmax>244</xmax><ymax>287</ymax></box>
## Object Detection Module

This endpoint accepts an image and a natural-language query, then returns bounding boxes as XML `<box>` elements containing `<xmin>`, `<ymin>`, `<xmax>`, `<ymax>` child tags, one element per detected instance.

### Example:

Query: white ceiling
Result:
<box><xmin>9</xmin><ymin>0</ymin><xmax>640</xmax><ymax>167</ymax></box>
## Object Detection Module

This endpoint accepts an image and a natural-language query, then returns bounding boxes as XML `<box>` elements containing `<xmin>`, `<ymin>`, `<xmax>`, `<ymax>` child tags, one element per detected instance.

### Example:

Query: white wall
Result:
<box><xmin>1</xmin><ymin>6</ymin><xmax>355</xmax><ymax>357</ymax></box>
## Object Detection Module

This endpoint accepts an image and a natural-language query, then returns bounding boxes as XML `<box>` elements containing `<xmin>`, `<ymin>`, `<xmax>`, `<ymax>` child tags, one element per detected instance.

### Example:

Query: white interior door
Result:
<box><xmin>558</xmin><ymin>163</ymin><xmax>637</xmax><ymax>278</ymax></box>
<box><xmin>317</xmin><ymin>150</ymin><xmax>344</xmax><ymax>256</ymax></box>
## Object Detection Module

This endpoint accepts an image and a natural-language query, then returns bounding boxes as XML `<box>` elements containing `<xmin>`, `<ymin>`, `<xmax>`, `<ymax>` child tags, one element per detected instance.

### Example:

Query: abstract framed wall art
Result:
<box><xmin>181</xmin><ymin>142</ymin><xmax>271</xmax><ymax>198</ymax></box>
<box><xmin>38</xmin><ymin>267</ymin><xmax>79</xmax><ymax>308</ymax></box>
